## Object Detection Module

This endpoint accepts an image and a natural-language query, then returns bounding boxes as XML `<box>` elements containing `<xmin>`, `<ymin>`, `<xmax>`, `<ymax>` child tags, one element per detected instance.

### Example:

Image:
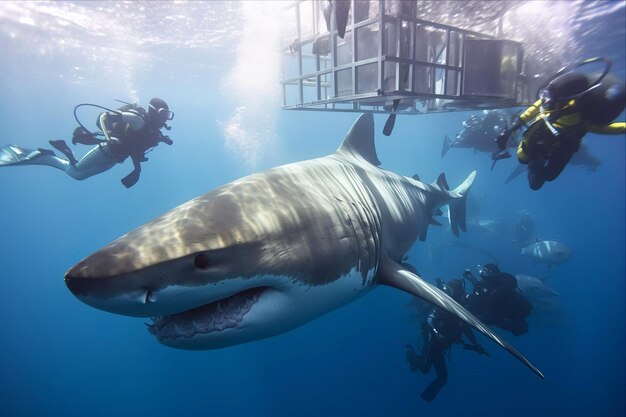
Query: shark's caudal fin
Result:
<box><xmin>336</xmin><ymin>113</ymin><xmax>381</xmax><ymax>166</ymax></box>
<box><xmin>444</xmin><ymin>170</ymin><xmax>476</xmax><ymax>236</ymax></box>
<box><xmin>418</xmin><ymin>172</ymin><xmax>473</xmax><ymax>241</ymax></box>
<box><xmin>441</xmin><ymin>135</ymin><xmax>452</xmax><ymax>158</ymax></box>
<box><xmin>378</xmin><ymin>258</ymin><xmax>544</xmax><ymax>379</ymax></box>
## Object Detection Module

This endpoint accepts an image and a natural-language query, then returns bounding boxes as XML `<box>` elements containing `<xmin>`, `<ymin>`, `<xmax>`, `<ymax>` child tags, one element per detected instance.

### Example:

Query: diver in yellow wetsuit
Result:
<box><xmin>494</xmin><ymin>58</ymin><xmax>625</xmax><ymax>190</ymax></box>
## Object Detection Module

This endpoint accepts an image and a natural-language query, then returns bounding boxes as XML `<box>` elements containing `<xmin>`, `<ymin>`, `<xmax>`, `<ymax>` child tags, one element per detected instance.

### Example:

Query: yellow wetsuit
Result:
<box><xmin>509</xmin><ymin>98</ymin><xmax>624</xmax><ymax>190</ymax></box>
<box><xmin>515</xmin><ymin>99</ymin><xmax>626</xmax><ymax>163</ymax></box>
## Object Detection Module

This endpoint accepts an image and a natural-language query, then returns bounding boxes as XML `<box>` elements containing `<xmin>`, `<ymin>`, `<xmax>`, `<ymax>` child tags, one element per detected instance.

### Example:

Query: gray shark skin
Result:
<box><xmin>65</xmin><ymin>113</ymin><xmax>543</xmax><ymax>379</ymax></box>
<box><xmin>521</xmin><ymin>240</ymin><xmax>572</xmax><ymax>268</ymax></box>
<box><xmin>516</xmin><ymin>274</ymin><xmax>559</xmax><ymax>299</ymax></box>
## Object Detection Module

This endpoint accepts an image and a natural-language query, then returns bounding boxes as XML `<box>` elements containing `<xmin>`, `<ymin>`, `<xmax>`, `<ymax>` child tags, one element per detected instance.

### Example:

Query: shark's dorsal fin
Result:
<box><xmin>337</xmin><ymin>113</ymin><xmax>381</xmax><ymax>166</ymax></box>
<box><xmin>435</xmin><ymin>173</ymin><xmax>449</xmax><ymax>190</ymax></box>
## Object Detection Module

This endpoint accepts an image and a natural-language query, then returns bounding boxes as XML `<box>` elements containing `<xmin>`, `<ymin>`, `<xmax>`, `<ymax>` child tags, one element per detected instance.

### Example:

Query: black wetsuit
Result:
<box><xmin>105</xmin><ymin>115</ymin><xmax>171</xmax><ymax>188</ymax></box>
<box><xmin>415</xmin><ymin>307</ymin><xmax>480</xmax><ymax>402</ymax></box>
<box><xmin>465</xmin><ymin>273</ymin><xmax>532</xmax><ymax>336</ymax></box>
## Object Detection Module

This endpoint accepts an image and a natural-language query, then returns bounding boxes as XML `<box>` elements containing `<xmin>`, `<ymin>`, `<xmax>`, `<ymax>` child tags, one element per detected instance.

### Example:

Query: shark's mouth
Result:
<box><xmin>146</xmin><ymin>287</ymin><xmax>266</xmax><ymax>341</ymax></box>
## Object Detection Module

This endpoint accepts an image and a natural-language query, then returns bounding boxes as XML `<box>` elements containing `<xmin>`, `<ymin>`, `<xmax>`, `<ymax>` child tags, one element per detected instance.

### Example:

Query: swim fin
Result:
<box><xmin>505</xmin><ymin>164</ymin><xmax>527</xmax><ymax>184</ymax></box>
<box><xmin>383</xmin><ymin>99</ymin><xmax>400</xmax><ymax>136</ymax></box>
<box><xmin>0</xmin><ymin>145</ymin><xmax>56</xmax><ymax>167</ymax></box>
<box><xmin>335</xmin><ymin>0</ymin><xmax>350</xmax><ymax>39</ymax></box>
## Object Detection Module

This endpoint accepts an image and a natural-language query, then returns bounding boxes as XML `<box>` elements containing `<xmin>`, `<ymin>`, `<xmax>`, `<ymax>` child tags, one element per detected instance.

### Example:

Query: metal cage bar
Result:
<box><xmin>281</xmin><ymin>0</ymin><xmax>529</xmax><ymax>115</ymax></box>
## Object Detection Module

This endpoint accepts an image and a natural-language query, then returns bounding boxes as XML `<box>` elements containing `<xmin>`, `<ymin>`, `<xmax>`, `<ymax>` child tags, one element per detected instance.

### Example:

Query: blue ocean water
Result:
<box><xmin>0</xmin><ymin>2</ymin><xmax>624</xmax><ymax>417</ymax></box>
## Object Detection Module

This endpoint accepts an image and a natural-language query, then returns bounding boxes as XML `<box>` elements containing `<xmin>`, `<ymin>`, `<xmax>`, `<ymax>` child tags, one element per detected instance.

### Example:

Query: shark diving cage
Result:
<box><xmin>281</xmin><ymin>0</ymin><xmax>532</xmax><ymax>116</ymax></box>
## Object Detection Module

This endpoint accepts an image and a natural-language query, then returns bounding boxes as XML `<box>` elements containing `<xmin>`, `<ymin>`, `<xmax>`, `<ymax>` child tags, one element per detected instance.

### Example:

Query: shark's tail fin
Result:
<box><xmin>446</xmin><ymin>170</ymin><xmax>476</xmax><ymax>236</ymax></box>
<box><xmin>441</xmin><ymin>135</ymin><xmax>452</xmax><ymax>158</ymax></box>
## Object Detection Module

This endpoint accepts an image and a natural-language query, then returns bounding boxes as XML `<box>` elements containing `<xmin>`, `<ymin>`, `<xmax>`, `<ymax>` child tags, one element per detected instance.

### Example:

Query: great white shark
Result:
<box><xmin>65</xmin><ymin>113</ymin><xmax>544</xmax><ymax>378</ymax></box>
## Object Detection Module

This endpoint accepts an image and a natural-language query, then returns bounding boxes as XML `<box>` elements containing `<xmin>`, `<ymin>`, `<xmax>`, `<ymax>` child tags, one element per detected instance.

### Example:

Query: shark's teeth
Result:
<box><xmin>148</xmin><ymin>287</ymin><xmax>264</xmax><ymax>341</ymax></box>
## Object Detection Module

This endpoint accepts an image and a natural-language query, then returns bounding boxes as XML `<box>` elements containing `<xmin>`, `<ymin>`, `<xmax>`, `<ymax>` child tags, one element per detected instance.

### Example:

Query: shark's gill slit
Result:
<box><xmin>147</xmin><ymin>286</ymin><xmax>267</xmax><ymax>340</ymax></box>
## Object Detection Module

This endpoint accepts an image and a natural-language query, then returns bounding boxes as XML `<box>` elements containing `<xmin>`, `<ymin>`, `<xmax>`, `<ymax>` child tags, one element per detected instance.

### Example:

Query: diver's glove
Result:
<box><xmin>495</xmin><ymin>128</ymin><xmax>511</xmax><ymax>151</ymax></box>
<box><xmin>121</xmin><ymin>170</ymin><xmax>140</xmax><ymax>188</ymax></box>
<box><xmin>490</xmin><ymin>150</ymin><xmax>511</xmax><ymax>170</ymax></box>
<box><xmin>121</xmin><ymin>158</ymin><xmax>142</xmax><ymax>188</ymax></box>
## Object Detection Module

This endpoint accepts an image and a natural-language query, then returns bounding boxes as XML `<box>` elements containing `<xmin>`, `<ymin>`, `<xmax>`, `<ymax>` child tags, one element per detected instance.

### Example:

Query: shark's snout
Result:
<box><xmin>64</xmin><ymin>269</ymin><xmax>164</xmax><ymax>318</ymax></box>
<box><xmin>63</xmin><ymin>242</ymin><xmax>201</xmax><ymax>318</ymax></box>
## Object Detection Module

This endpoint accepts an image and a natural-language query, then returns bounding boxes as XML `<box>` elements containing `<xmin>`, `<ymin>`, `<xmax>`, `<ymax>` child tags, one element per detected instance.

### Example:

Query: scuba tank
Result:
<box><xmin>578</xmin><ymin>73</ymin><xmax>625</xmax><ymax>124</ymax></box>
<box><xmin>73</xmin><ymin>99</ymin><xmax>145</xmax><ymax>136</ymax></box>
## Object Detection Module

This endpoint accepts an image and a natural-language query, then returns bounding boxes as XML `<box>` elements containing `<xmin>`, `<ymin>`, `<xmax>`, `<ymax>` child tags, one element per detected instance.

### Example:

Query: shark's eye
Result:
<box><xmin>194</xmin><ymin>254</ymin><xmax>210</xmax><ymax>269</ymax></box>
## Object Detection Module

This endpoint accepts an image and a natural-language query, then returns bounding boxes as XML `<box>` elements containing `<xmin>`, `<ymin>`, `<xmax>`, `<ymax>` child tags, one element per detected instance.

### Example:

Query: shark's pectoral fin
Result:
<box><xmin>377</xmin><ymin>258</ymin><xmax>544</xmax><ymax>379</ymax></box>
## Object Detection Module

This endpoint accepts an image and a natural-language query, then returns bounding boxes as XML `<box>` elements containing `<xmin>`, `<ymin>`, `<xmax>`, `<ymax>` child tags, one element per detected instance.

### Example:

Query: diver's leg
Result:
<box><xmin>0</xmin><ymin>144</ymin><xmax>70</xmax><ymax>171</ymax></box>
<box><xmin>64</xmin><ymin>143</ymin><xmax>117</xmax><ymax>180</ymax></box>
<box><xmin>404</xmin><ymin>344</ymin><xmax>420</xmax><ymax>372</ymax></box>
<box><xmin>544</xmin><ymin>149</ymin><xmax>575</xmax><ymax>182</ymax></box>
<box><xmin>527</xmin><ymin>159</ymin><xmax>547</xmax><ymax>190</ymax></box>
<box><xmin>420</xmin><ymin>349</ymin><xmax>447</xmax><ymax>402</ymax></box>
<box><xmin>418</xmin><ymin>335</ymin><xmax>434</xmax><ymax>374</ymax></box>
<box><xmin>49</xmin><ymin>140</ymin><xmax>78</xmax><ymax>166</ymax></box>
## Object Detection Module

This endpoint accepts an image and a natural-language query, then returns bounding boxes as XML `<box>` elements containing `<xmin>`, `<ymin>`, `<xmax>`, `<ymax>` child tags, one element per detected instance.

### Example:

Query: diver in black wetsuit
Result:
<box><xmin>493</xmin><ymin>57</ymin><xmax>625</xmax><ymax>190</ymax></box>
<box><xmin>405</xmin><ymin>278</ymin><xmax>488</xmax><ymax>402</ymax></box>
<box><xmin>0</xmin><ymin>98</ymin><xmax>174</xmax><ymax>188</ymax></box>
<box><xmin>463</xmin><ymin>264</ymin><xmax>532</xmax><ymax>336</ymax></box>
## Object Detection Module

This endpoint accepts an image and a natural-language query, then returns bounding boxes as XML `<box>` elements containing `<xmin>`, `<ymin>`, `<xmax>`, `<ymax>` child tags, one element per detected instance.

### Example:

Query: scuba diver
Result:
<box><xmin>463</xmin><ymin>264</ymin><xmax>532</xmax><ymax>336</ymax></box>
<box><xmin>492</xmin><ymin>57</ymin><xmax>625</xmax><ymax>190</ymax></box>
<box><xmin>0</xmin><ymin>98</ymin><xmax>174</xmax><ymax>188</ymax></box>
<box><xmin>405</xmin><ymin>278</ymin><xmax>488</xmax><ymax>402</ymax></box>
<box><xmin>442</xmin><ymin>109</ymin><xmax>514</xmax><ymax>157</ymax></box>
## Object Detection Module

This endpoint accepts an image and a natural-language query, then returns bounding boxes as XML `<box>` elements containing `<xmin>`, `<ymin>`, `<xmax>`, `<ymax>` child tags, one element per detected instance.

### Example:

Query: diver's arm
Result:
<box><xmin>99</xmin><ymin>113</ymin><xmax>113</xmax><ymax>142</ymax></box>
<box><xmin>513</xmin><ymin>99</ymin><xmax>543</xmax><ymax>131</ymax></box>
<box><xmin>157</xmin><ymin>130</ymin><xmax>173</xmax><ymax>145</ymax></box>
<box><xmin>588</xmin><ymin>121</ymin><xmax>626</xmax><ymax>135</ymax></box>
<box><xmin>462</xmin><ymin>269</ymin><xmax>482</xmax><ymax>290</ymax></box>
<box><xmin>495</xmin><ymin>100</ymin><xmax>542</xmax><ymax>150</ymax></box>
<box><xmin>461</xmin><ymin>327</ymin><xmax>489</xmax><ymax>356</ymax></box>
<box><xmin>121</xmin><ymin>154</ymin><xmax>142</xmax><ymax>188</ymax></box>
